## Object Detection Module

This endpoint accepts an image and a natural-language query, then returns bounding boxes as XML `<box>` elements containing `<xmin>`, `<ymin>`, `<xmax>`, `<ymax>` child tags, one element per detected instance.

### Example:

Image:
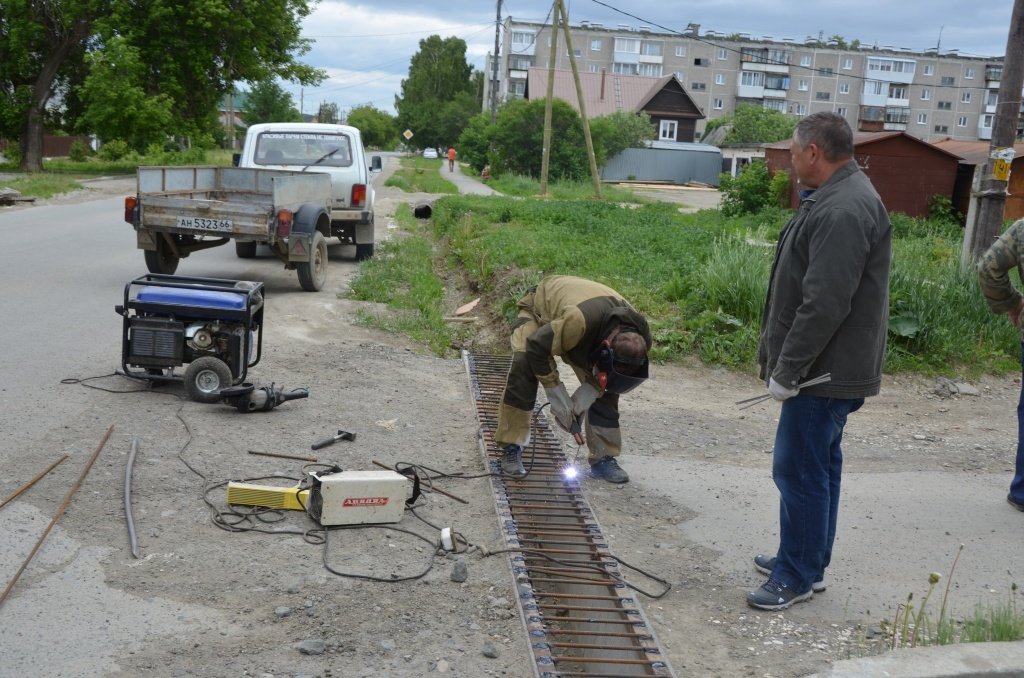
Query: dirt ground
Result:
<box><xmin>2</xmin><ymin>166</ymin><xmax>1022</xmax><ymax>678</ymax></box>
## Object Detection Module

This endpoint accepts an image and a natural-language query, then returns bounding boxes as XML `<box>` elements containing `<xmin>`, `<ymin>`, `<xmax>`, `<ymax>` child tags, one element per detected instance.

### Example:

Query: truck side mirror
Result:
<box><xmin>232</xmin><ymin>153</ymin><xmax>240</xmax><ymax>167</ymax></box>
<box><xmin>370</xmin><ymin>156</ymin><xmax>382</xmax><ymax>172</ymax></box>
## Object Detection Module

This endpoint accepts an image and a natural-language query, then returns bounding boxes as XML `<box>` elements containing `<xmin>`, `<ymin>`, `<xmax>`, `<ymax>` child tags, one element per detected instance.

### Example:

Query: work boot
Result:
<box><xmin>501</xmin><ymin>444</ymin><xmax>526</xmax><ymax>476</ymax></box>
<box><xmin>589</xmin><ymin>456</ymin><xmax>629</xmax><ymax>483</ymax></box>
<box><xmin>753</xmin><ymin>554</ymin><xmax>826</xmax><ymax>592</ymax></box>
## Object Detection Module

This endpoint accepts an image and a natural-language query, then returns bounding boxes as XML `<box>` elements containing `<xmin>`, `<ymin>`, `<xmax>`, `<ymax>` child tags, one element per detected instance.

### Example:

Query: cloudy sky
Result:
<box><xmin>278</xmin><ymin>0</ymin><xmax>1017</xmax><ymax>117</ymax></box>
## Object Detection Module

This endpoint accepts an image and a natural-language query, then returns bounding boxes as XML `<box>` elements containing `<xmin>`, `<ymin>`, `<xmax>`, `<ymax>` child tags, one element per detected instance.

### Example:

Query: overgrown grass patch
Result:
<box><xmin>384</xmin><ymin>155</ymin><xmax>458</xmax><ymax>194</ymax></box>
<box><xmin>487</xmin><ymin>173</ymin><xmax>645</xmax><ymax>203</ymax></box>
<box><xmin>0</xmin><ymin>173</ymin><xmax>86</xmax><ymax>199</ymax></box>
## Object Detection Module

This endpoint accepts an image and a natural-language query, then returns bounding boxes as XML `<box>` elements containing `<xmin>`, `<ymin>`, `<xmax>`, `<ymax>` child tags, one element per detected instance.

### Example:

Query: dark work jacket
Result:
<box><xmin>757</xmin><ymin>160</ymin><xmax>891</xmax><ymax>398</ymax></box>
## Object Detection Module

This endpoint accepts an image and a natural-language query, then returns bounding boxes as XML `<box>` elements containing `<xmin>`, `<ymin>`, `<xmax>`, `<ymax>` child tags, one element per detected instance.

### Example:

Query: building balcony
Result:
<box><xmin>638</xmin><ymin>54</ymin><xmax>663</xmax><ymax>64</ymax></box>
<box><xmin>737</xmin><ymin>84</ymin><xmax>765</xmax><ymax>98</ymax></box>
<box><xmin>740</xmin><ymin>61</ymin><xmax>790</xmax><ymax>74</ymax></box>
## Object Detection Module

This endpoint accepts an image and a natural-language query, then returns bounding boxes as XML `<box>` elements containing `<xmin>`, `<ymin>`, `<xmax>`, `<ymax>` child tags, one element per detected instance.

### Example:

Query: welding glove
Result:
<box><xmin>545</xmin><ymin>383</ymin><xmax>574</xmax><ymax>432</ymax></box>
<box><xmin>571</xmin><ymin>383</ymin><xmax>600</xmax><ymax>418</ymax></box>
<box><xmin>768</xmin><ymin>377</ymin><xmax>800</xmax><ymax>401</ymax></box>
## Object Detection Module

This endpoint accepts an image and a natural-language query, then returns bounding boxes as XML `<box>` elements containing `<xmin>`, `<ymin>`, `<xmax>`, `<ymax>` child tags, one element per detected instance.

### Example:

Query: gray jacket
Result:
<box><xmin>757</xmin><ymin>160</ymin><xmax>892</xmax><ymax>399</ymax></box>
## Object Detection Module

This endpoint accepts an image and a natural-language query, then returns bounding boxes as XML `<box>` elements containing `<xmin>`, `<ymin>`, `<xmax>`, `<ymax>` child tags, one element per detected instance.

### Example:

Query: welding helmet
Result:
<box><xmin>590</xmin><ymin>327</ymin><xmax>649</xmax><ymax>395</ymax></box>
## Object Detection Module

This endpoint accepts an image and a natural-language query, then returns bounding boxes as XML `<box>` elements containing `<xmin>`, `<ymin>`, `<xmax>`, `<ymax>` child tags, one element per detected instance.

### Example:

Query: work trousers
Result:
<box><xmin>770</xmin><ymin>393</ymin><xmax>862</xmax><ymax>593</ymax></box>
<box><xmin>1013</xmin><ymin>342</ymin><xmax>1024</xmax><ymax>503</ymax></box>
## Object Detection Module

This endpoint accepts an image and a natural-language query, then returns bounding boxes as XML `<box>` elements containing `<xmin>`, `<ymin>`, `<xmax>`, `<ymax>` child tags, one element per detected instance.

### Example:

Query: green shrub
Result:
<box><xmin>68</xmin><ymin>141</ymin><xmax>91</xmax><ymax>162</ymax></box>
<box><xmin>97</xmin><ymin>139</ymin><xmax>131</xmax><ymax>161</ymax></box>
<box><xmin>719</xmin><ymin>160</ymin><xmax>780</xmax><ymax>216</ymax></box>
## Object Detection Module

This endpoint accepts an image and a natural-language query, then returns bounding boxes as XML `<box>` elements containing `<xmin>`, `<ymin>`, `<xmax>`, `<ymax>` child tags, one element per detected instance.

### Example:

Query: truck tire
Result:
<box><xmin>184</xmin><ymin>356</ymin><xmax>232</xmax><ymax>403</ymax></box>
<box><xmin>297</xmin><ymin>231</ymin><xmax>328</xmax><ymax>291</ymax></box>
<box><xmin>235</xmin><ymin>241</ymin><xmax>258</xmax><ymax>258</ymax></box>
<box><xmin>355</xmin><ymin>243</ymin><xmax>374</xmax><ymax>261</ymax></box>
<box><xmin>144</xmin><ymin>238</ymin><xmax>179</xmax><ymax>275</ymax></box>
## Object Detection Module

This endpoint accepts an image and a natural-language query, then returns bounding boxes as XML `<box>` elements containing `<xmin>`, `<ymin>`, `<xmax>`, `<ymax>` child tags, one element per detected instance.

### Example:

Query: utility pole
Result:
<box><xmin>555</xmin><ymin>0</ymin><xmax>601</xmax><ymax>198</ymax></box>
<box><xmin>963</xmin><ymin>0</ymin><xmax>1024</xmax><ymax>266</ymax></box>
<box><xmin>490</xmin><ymin>0</ymin><xmax>502</xmax><ymax>123</ymax></box>
<box><xmin>539</xmin><ymin>1</ymin><xmax>560</xmax><ymax>195</ymax></box>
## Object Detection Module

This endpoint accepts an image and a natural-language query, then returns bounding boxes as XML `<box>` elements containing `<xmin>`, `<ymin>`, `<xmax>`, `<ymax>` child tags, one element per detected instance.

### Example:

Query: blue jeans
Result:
<box><xmin>1013</xmin><ymin>343</ymin><xmax>1024</xmax><ymax>502</ymax></box>
<box><xmin>771</xmin><ymin>393</ymin><xmax>863</xmax><ymax>593</ymax></box>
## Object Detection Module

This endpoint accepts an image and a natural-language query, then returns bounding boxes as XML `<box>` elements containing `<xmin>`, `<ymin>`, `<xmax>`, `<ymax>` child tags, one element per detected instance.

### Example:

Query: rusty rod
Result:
<box><xmin>124</xmin><ymin>435</ymin><xmax>140</xmax><ymax>558</ymax></box>
<box><xmin>371</xmin><ymin>459</ymin><xmax>468</xmax><ymax>504</ymax></box>
<box><xmin>247</xmin><ymin>449</ymin><xmax>318</xmax><ymax>463</ymax></box>
<box><xmin>0</xmin><ymin>425</ymin><xmax>113</xmax><ymax>609</ymax></box>
<box><xmin>0</xmin><ymin>454</ymin><xmax>69</xmax><ymax>510</ymax></box>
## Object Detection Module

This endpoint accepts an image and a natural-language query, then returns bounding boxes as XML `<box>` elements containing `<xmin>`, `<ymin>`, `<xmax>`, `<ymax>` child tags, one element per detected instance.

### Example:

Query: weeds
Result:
<box><xmin>383</xmin><ymin>155</ymin><xmax>458</xmax><ymax>194</ymax></box>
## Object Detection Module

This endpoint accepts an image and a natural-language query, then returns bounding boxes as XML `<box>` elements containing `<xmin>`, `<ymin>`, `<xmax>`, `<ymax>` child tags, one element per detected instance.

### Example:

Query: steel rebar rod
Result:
<box><xmin>124</xmin><ymin>435</ymin><xmax>139</xmax><ymax>558</ymax></box>
<box><xmin>0</xmin><ymin>455</ymin><xmax>69</xmax><ymax>511</ymax></box>
<box><xmin>0</xmin><ymin>425</ymin><xmax>113</xmax><ymax>609</ymax></box>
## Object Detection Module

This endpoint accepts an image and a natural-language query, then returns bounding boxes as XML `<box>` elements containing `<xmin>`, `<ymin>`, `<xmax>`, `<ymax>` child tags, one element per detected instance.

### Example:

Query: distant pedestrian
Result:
<box><xmin>977</xmin><ymin>218</ymin><xmax>1024</xmax><ymax>513</ymax></box>
<box><xmin>447</xmin><ymin>146</ymin><xmax>456</xmax><ymax>172</ymax></box>
<box><xmin>749</xmin><ymin>111</ymin><xmax>892</xmax><ymax>611</ymax></box>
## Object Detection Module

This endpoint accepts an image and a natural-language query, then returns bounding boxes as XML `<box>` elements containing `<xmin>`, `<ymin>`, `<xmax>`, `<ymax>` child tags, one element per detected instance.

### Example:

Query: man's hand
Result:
<box><xmin>1010</xmin><ymin>298</ymin><xmax>1024</xmax><ymax>328</ymax></box>
<box><xmin>768</xmin><ymin>377</ymin><xmax>800</xmax><ymax>401</ymax></box>
<box><xmin>545</xmin><ymin>384</ymin><xmax>574</xmax><ymax>431</ymax></box>
<box><xmin>571</xmin><ymin>384</ymin><xmax>600</xmax><ymax>417</ymax></box>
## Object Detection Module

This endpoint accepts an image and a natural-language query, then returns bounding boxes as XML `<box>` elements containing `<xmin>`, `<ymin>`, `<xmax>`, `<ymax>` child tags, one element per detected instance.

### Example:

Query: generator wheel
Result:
<box><xmin>297</xmin><ymin>231</ymin><xmax>327</xmax><ymax>291</ymax></box>
<box><xmin>144</xmin><ymin>237</ymin><xmax>179</xmax><ymax>274</ymax></box>
<box><xmin>184</xmin><ymin>357</ymin><xmax>232</xmax><ymax>403</ymax></box>
<box><xmin>235</xmin><ymin>240</ymin><xmax>258</xmax><ymax>258</ymax></box>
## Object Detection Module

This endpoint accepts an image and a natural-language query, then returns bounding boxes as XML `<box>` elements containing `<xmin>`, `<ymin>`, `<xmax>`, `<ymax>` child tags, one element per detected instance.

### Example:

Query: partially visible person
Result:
<box><xmin>978</xmin><ymin>219</ymin><xmax>1024</xmax><ymax>513</ymax></box>
<box><xmin>447</xmin><ymin>146</ymin><xmax>456</xmax><ymax>172</ymax></box>
<box><xmin>749</xmin><ymin>111</ymin><xmax>892</xmax><ymax>611</ymax></box>
<box><xmin>495</xmin><ymin>275</ymin><xmax>652</xmax><ymax>483</ymax></box>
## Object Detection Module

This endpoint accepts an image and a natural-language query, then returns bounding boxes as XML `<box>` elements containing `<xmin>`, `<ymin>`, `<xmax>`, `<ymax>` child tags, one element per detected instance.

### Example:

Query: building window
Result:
<box><xmin>966</xmin><ymin>67</ymin><xmax>975</xmax><ymax>79</ymax></box>
<box><xmin>510</xmin><ymin>56</ymin><xmax>531</xmax><ymax>70</ymax></box>
<box><xmin>691</xmin><ymin>82</ymin><xmax>707</xmax><ymax>91</ymax></box>
<box><xmin>958</xmin><ymin>116</ymin><xmax>968</xmax><ymax>127</ymax></box>
<box><xmin>940</xmin><ymin>76</ymin><xmax>955</xmax><ymax>86</ymax></box>
<box><xmin>961</xmin><ymin>91</ymin><xmax>972</xmax><ymax>104</ymax></box>
<box><xmin>741</xmin><ymin>71</ymin><xmax>764</xmax><ymax>86</ymax></box>
<box><xmin>512</xmin><ymin>31</ymin><xmax>536</xmax><ymax>48</ymax></box>
<box><xmin>889</xmin><ymin>84</ymin><xmax>907</xmax><ymax>99</ymax></box>
<box><xmin>588</xmin><ymin>64</ymin><xmax>601</xmax><ymax>73</ymax></box>
<box><xmin>613</xmin><ymin>62</ymin><xmax>639</xmax><ymax>75</ymax></box>
<box><xmin>800</xmin><ymin>55</ymin><xmax>811</xmax><ymax>67</ymax></box>
<box><xmin>718</xmin><ymin>47</ymin><xmax>728</xmax><ymax>60</ymax></box>
<box><xmin>642</xmin><ymin>42</ymin><xmax>663</xmax><ymax>57</ymax></box>
<box><xmin>815</xmin><ymin>91</ymin><xmax>831</xmax><ymax>101</ymax></box>
<box><xmin>675</xmin><ymin>45</ymin><xmax>686</xmax><ymax>57</ymax></box>
<box><xmin>982</xmin><ymin>114</ymin><xmax>994</xmax><ymax>128</ymax></box>
<box><xmin>819</xmin><ymin>67</ymin><xmax>834</xmax><ymax>76</ymax></box>
<box><xmin>921</xmin><ymin>87</ymin><xmax>931</xmax><ymax>100</ymax></box>
<box><xmin>674</xmin><ymin>70</ymin><xmax>685</xmax><ymax>79</ymax></box>
<box><xmin>938</xmin><ymin>101</ymin><xmax>952</xmax><ymax>110</ymax></box>
<box><xmin>793</xmin><ymin>103</ymin><xmax>807</xmax><ymax>115</ymax></box>
<box><xmin>615</xmin><ymin>37</ymin><xmax>640</xmax><ymax>53</ymax></box>
<box><xmin>798</xmin><ymin>79</ymin><xmax>809</xmax><ymax>91</ymax></box>
<box><xmin>659</xmin><ymin>120</ymin><xmax>677</xmax><ymax>140</ymax></box>
<box><xmin>639</xmin><ymin>63</ymin><xmax>663</xmax><ymax>77</ymax></box>
<box><xmin>693</xmin><ymin>57</ymin><xmax>710</xmax><ymax>67</ymax></box>
<box><xmin>917</xmin><ymin>113</ymin><xmax>928</xmax><ymax>124</ymax></box>
<box><xmin>924</xmin><ymin>64</ymin><xmax>934</xmax><ymax>75</ymax></box>
<box><xmin>715</xmin><ymin>73</ymin><xmax>725</xmax><ymax>85</ymax></box>
<box><xmin>863</xmin><ymin>80</ymin><xmax>884</xmax><ymax>96</ymax></box>
<box><xmin>713</xmin><ymin>97</ymin><xmax>724</xmax><ymax>110</ymax></box>
<box><xmin>590</xmin><ymin>39</ymin><xmax>602</xmax><ymax>51</ymax></box>
<box><xmin>509</xmin><ymin>81</ymin><xmax>526</xmax><ymax>96</ymax></box>
<box><xmin>842</xmin><ymin>57</ymin><xmax>853</xmax><ymax>70</ymax></box>
<box><xmin>837</xmin><ymin>106</ymin><xmax>847</xmax><ymax>117</ymax></box>
<box><xmin>988</xmin><ymin>91</ymin><xmax>999</xmax><ymax>106</ymax></box>
<box><xmin>765</xmin><ymin>74</ymin><xmax>789</xmax><ymax>89</ymax></box>
<box><xmin>839</xmin><ymin>82</ymin><xmax>850</xmax><ymax>94</ymax></box>
<box><xmin>934</xmin><ymin>124</ymin><xmax>949</xmax><ymax>134</ymax></box>
<box><xmin>567</xmin><ymin>48</ymin><xmax>581</xmax><ymax>57</ymax></box>
<box><xmin>886</xmin><ymin>107</ymin><xmax>910</xmax><ymax>124</ymax></box>
<box><xmin>764</xmin><ymin>99</ymin><xmax>786</xmax><ymax>112</ymax></box>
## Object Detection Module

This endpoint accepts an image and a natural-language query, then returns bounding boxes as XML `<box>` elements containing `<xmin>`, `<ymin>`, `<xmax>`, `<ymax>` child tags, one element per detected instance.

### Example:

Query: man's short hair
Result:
<box><xmin>611</xmin><ymin>329</ymin><xmax>648</xmax><ymax>375</ymax></box>
<box><xmin>794</xmin><ymin>112</ymin><xmax>854</xmax><ymax>162</ymax></box>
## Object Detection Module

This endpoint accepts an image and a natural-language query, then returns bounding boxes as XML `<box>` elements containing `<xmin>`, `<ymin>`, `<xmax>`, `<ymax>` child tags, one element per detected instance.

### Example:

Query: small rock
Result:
<box><xmin>435</xmin><ymin>659</ymin><xmax>450</xmax><ymax>673</ymax></box>
<box><xmin>482</xmin><ymin>640</ymin><xmax>499</xmax><ymax>658</ymax></box>
<box><xmin>954</xmin><ymin>382</ymin><xmax>980</xmax><ymax>396</ymax></box>
<box><xmin>274</xmin><ymin>606</ymin><xmax>292</xmax><ymax>618</ymax></box>
<box><xmin>297</xmin><ymin>639</ymin><xmax>326</xmax><ymax>655</ymax></box>
<box><xmin>381</xmin><ymin>638</ymin><xmax>397</xmax><ymax>652</ymax></box>
<box><xmin>451</xmin><ymin>560</ymin><xmax>468</xmax><ymax>583</ymax></box>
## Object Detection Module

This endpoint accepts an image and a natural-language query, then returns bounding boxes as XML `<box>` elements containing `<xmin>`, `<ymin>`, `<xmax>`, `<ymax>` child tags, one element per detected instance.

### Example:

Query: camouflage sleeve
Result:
<box><xmin>978</xmin><ymin>219</ymin><xmax>1024</xmax><ymax>314</ymax></box>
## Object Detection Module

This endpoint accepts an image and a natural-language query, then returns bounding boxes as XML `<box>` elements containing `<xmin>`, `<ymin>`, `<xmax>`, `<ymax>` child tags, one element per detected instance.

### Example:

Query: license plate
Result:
<box><xmin>176</xmin><ymin>216</ymin><xmax>232</xmax><ymax>232</ymax></box>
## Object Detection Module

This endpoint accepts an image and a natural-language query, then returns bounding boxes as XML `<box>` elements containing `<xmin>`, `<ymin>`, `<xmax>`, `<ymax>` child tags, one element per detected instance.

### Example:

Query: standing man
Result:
<box><xmin>977</xmin><ymin>219</ymin><xmax>1024</xmax><ymax>513</ymax></box>
<box><xmin>447</xmin><ymin>146</ymin><xmax>456</xmax><ymax>173</ymax></box>
<box><xmin>749</xmin><ymin>112</ymin><xmax>892</xmax><ymax>611</ymax></box>
<box><xmin>495</xmin><ymin>275</ymin><xmax>651</xmax><ymax>483</ymax></box>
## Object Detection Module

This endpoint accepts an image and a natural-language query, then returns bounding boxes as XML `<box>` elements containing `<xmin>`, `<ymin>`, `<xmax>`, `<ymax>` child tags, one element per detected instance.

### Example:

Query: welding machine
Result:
<box><xmin>115</xmin><ymin>274</ymin><xmax>264</xmax><ymax>403</ymax></box>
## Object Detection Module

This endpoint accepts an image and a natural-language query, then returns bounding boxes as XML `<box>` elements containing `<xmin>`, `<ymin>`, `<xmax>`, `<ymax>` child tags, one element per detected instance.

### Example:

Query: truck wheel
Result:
<box><xmin>297</xmin><ymin>231</ymin><xmax>327</xmax><ymax>291</ymax></box>
<box><xmin>144</xmin><ymin>238</ymin><xmax>179</xmax><ymax>274</ymax></box>
<box><xmin>235</xmin><ymin>241</ymin><xmax>258</xmax><ymax>258</ymax></box>
<box><xmin>355</xmin><ymin>243</ymin><xmax>374</xmax><ymax>261</ymax></box>
<box><xmin>184</xmin><ymin>357</ymin><xmax>233</xmax><ymax>403</ymax></box>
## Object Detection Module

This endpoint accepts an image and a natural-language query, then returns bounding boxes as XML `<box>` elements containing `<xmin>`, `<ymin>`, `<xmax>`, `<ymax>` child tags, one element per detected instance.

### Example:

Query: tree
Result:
<box><xmin>317</xmin><ymin>102</ymin><xmax>340</xmax><ymax>124</ymax></box>
<box><xmin>346</xmin><ymin>105</ymin><xmax>399</xmax><ymax>149</ymax></box>
<box><xmin>488</xmin><ymin>98</ymin><xmax>588</xmax><ymax>180</ymax></box>
<box><xmin>0</xmin><ymin>0</ymin><xmax>324</xmax><ymax>170</ymax></box>
<box><xmin>588</xmin><ymin>111</ymin><xmax>654</xmax><ymax>165</ymax></box>
<box><xmin>243</xmin><ymin>78</ymin><xmax>302</xmax><ymax>126</ymax></box>
<box><xmin>395</xmin><ymin>35</ymin><xmax>478</xmax><ymax>150</ymax></box>
<box><xmin>703</xmin><ymin>104</ymin><xmax>796</xmax><ymax>144</ymax></box>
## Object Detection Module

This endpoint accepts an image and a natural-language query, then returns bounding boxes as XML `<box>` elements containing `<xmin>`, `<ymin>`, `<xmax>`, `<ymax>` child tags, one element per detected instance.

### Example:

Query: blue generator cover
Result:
<box><xmin>137</xmin><ymin>286</ymin><xmax>247</xmax><ymax>311</ymax></box>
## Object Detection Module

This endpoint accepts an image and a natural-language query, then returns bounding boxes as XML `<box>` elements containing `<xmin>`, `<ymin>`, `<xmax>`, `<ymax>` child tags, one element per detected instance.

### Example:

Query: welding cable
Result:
<box><xmin>61</xmin><ymin>372</ymin><xmax>187</xmax><ymax>396</ymax></box>
<box><xmin>318</xmin><ymin>523</ymin><xmax>439</xmax><ymax>582</ymax></box>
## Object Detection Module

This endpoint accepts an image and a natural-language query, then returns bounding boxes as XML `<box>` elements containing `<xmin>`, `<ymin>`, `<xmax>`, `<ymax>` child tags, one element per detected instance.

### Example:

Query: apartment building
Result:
<box><xmin>490</xmin><ymin>18</ymin><xmax>1007</xmax><ymax>144</ymax></box>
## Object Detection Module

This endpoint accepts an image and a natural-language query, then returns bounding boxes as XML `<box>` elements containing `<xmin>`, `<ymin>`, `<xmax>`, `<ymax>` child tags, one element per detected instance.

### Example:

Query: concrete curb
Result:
<box><xmin>810</xmin><ymin>641</ymin><xmax>1024</xmax><ymax>677</ymax></box>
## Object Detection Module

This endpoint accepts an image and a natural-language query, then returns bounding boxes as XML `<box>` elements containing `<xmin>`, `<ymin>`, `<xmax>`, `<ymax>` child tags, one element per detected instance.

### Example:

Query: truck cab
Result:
<box><xmin>236</xmin><ymin>122</ymin><xmax>383</xmax><ymax>260</ymax></box>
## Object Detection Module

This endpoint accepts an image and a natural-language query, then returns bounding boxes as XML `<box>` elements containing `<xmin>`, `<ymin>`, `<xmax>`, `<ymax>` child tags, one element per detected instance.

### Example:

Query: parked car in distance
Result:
<box><xmin>422</xmin><ymin>148</ymin><xmax>438</xmax><ymax>159</ymax></box>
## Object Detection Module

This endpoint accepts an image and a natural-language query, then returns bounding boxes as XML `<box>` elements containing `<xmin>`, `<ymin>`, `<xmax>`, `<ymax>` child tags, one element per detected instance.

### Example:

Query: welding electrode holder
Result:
<box><xmin>569</xmin><ymin>415</ymin><xmax>585</xmax><ymax>446</ymax></box>
<box><xmin>218</xmin><ymin>383</ymin><xmax>309</xmax><ymax>412</ymax></box>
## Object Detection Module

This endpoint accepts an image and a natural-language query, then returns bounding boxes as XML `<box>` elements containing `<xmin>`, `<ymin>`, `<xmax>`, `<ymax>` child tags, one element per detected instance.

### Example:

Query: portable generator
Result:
<box><xmin>115</xmin><ymin>273</ymin><xmax>264</xmax><ymax>402</ymax></box>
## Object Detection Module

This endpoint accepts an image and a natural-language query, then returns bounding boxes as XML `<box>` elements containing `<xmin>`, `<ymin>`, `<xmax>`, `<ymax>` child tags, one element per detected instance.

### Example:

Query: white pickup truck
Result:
<box><xmin>234</xmin><ymin>122</ymin><xmax>383</xmax><ymax>261</ymax></box>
